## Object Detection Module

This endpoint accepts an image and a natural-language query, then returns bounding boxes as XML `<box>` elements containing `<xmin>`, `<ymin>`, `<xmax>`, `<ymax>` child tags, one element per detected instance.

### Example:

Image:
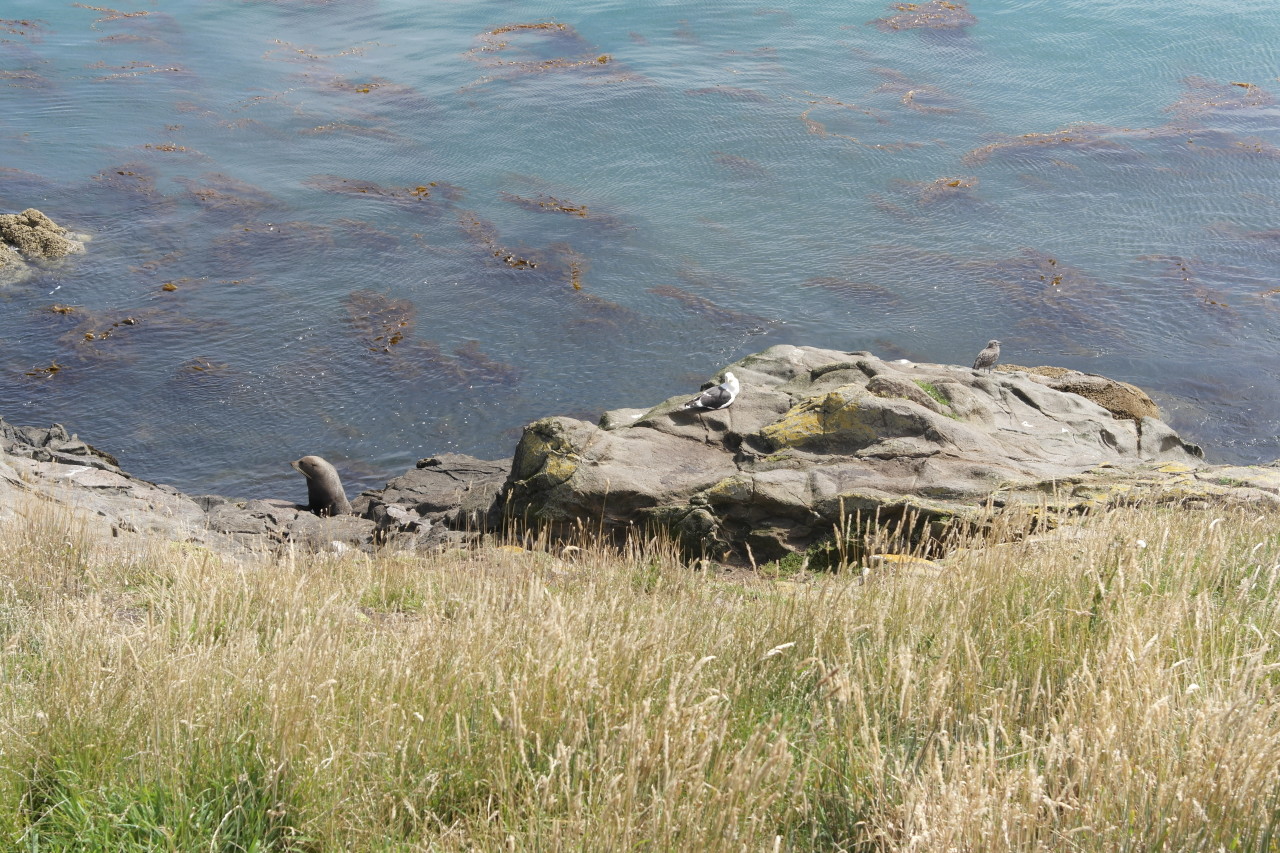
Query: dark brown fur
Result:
<box><xmin>291</xmin><ymin>455</ymin><xmax>352</xmax><ymax>516</ymax></box>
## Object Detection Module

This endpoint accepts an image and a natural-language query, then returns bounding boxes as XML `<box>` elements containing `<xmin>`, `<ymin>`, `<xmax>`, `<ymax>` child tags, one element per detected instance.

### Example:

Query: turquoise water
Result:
<box><xmin>2</xmin><ymin>1</ymin><xmax>1278</xmax><ymax>498</ymax></box>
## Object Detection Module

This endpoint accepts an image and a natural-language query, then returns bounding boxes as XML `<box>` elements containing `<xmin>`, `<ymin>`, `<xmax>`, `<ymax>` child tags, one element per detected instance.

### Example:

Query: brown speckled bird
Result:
<box><xmin>973</xmin><ymin>339</ymin><xmax>1001</xmax><ymax>373</ymax></box>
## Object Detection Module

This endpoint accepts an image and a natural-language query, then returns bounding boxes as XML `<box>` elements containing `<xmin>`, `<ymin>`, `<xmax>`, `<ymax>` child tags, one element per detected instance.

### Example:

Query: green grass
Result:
<box><xmin>3</xmin><ymin>497</ymin><xmax>1280</xmax><ymax>849</ymax></box>
<box><xmin>913</xmin><ymin>380</ymin><xmax>961</xmax><ymax>419</ymax></box>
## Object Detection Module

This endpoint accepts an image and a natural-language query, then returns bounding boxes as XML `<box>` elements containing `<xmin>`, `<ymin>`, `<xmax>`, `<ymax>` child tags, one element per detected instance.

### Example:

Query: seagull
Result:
<box><xmin>972</xmin><ymin>340</ymin><xmax>1001</xmax><ymax>373</ymax></box>
<box><xmin>679</xmin><ymin>371</ymin><xmax>740</xmax><ymax>411</ymax></box>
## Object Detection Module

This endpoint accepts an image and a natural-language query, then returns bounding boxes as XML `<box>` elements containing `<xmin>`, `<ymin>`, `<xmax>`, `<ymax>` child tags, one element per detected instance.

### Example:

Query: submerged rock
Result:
<box><xmin>501</xmin><ymin>345</ymin><xmax>1206</xmax><ymax>561</ymax></box>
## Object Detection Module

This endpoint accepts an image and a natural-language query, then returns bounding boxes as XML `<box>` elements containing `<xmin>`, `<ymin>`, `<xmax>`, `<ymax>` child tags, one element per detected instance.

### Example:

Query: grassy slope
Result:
<box><xmin>1</xmin><ymin>497</ymin><xmax>1279</xmax><ymax>851</ymax></box>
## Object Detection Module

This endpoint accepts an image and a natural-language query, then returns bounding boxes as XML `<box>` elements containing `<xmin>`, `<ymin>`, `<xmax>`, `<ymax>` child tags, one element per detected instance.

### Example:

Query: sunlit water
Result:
<box><xmin>1</xmin><ymin>1</ymin><xmax>1278</xmax><ymax>499</ymax></box>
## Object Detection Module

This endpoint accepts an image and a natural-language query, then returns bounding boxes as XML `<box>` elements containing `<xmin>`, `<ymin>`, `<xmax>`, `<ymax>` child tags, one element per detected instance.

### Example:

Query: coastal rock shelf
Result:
<box><xmin>5</xmin><ymin>345</ymin><xmax>1280</xmax><ymax>565</ymax></box>
<box><xmin>503</xmin><ymin>345</ymin><xmax>1211</xmax><ymax>560</ymax></box>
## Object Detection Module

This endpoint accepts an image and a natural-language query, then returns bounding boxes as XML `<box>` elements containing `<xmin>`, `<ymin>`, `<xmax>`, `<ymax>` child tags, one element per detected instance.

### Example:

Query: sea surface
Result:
<box><xmin>2</xmin><ymin>0</ymin><xmax>1279</xmax><ymax>499</ymax></box>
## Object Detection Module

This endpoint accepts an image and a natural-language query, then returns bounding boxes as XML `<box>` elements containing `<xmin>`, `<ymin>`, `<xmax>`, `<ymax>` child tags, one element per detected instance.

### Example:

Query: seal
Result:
<box><xmin>291</xmin><ymin>455</ymin><xmax>353</xmax><ymax>516</ymax></box>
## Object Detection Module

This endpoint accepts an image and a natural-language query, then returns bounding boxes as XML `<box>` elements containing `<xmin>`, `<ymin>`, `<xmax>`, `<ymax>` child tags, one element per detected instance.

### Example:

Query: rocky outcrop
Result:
<box><xmin>8</xmin><ymin>344</ymin><xmax>1280</xmax><ymax>568</ymax></box>
<box><xmin>0</xmin><ymin>208</ymin><xmax>86</xmax><ymax>285</ymax></box>
<box><xmin>501</xmin><ymin>345</ymin><xmax>1208</xmax><ymax>560</ymax></box>
<box><xmin>353</xmin><ymin>453</ymin><xmax>510</xmax><ymax>548</ymax></box>
<box><xmin>0</xmin><ymin>208</ymin><xmax>84</xmax><ymax>260</ymax></box>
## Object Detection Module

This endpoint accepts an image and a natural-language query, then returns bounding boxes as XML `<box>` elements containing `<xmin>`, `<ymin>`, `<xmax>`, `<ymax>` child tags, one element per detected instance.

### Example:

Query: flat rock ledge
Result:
<box><xmin>4</xmin><ymin>345</ymin><xmax>1280</xmax><ymax>565</ymax></box>
<box><xmin>501</xmin><ymin>345</ymin><xmax>1245</xmax><ymax>561</ymax></box>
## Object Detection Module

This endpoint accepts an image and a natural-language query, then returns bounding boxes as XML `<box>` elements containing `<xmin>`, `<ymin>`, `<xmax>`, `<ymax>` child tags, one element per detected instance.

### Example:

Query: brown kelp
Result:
<box><xmin>499</xmin><ymin>191</ymin><xmax>588</xmax><ymax>218</ymax></box>
<box><xmin>307</xmin><ymin>175</ymin><xmax>464</xmax><ymax>214</ymax></box>
<box><xmin>872</xmin><ymin>67</ymin><xmax>962</xmax><ymax>115</ymax></box>
<box><xmin>463</xmin><ymin>21</ymin><xmax>640</xmax><ymax>89</ymax></box>
<box><xmin>871</xmin><ymin>1</ymin><xmax>977</xmax><ymax>31</ymax></box>
<box><xmin>344</xmin><ymin>290</ymin><xmax>413</xmax><ymax>353</ymax></box>
<box><xmin>801</xmin><ymin>277</ymin><xmax>901</xmax><ymax>309</ymax></box>
<box><xmin>962</xmin><ymin>125</ymin><xmax>1135</xmax><ymax>166</ymax></box>
<box><xmin>175</xmin><ymin>173</ymin><xmax>284</xmax><ymax>214</ymax></box>
<box><xmin>457</xmin><ymin>210</ymin><xmax>540</xmax><ymax>270</ymax></box>
<box><xmin>648</xmin><ymin>284</ymin><xmax>772</xmax><ymax>333</ymax></box>
<box><xmin>341</xmin><ymin>290</ymin><xmax>518</xmax><ymax>386</ymax></box>
<box><xmin>1165</xmin><ymin>76</ymin><xmax>1277</xmax><ymax>121</ymax></box>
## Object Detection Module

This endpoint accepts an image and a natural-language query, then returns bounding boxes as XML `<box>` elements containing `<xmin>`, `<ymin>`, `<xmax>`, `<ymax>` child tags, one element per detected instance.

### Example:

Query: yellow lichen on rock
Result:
<box><xmin>704</xmin><ymin>474</ymin><xmax>754</xmax><ymax>504</ymax></box>
<box><xmin>511</xmin><ymin>418</ymin><xmax>584</xmax><ymax>488</ymax></box>
<box><xmin>758</xmin><ymin>387</ymin><xmax>877</xmax><ymax>450</ymax></box>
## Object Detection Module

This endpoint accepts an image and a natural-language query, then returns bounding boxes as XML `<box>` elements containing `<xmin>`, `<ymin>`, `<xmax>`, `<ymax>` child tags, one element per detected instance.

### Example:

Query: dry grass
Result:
<box><xmin>2</xmin><ymin>495</ymin><xmax>1280</xmax><ymax>851</ymax></box>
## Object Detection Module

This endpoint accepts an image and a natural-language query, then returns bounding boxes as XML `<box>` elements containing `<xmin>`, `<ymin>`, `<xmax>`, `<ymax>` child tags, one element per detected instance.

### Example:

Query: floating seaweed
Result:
<box><xmin>24</xmin><ymin>361</ymin><xmax>62</xmax><ymax>378</ymax></box>
<box><xmin>450</xmin><ymin>340</ymin><xmax>519</xmax><ymax>385</ymax></box>
<box><xmin>802</xmin><ymin>277</ymin><xmax>901</xmax><ymax>309</ymax></box>
<box><xmin>793</xmin><ymin>91</ymin><xmax>887</xmax><ymax>145</ymax></box>
<box><xmin>209</xmin><ymin>220</ymin><xmax>335</xmax><ymax>276</ymax></box>
<box><xmin>871</xmin><ymin>1</ymin><xmax>977</xmax><ymax>31</ymax></box>
<box><xmin>175</xmin><ymin>173</ymin><xmax>284</xmax><ymax>213</ymax></box>
<box><xmin>1173</xmin><ymin>129</ymin><xmax>1280</xmax><ymax>161</ymax></box>
<box><xmin>457</xmin><ymin>210</ymin><xmax>540</xmax><ymax>269</ymax></box>
<box><xmin>0</xmin><ymin>19</ymin><xmax>46</xmax><ymax>41</ymax></box>
<box><xmin>970</xmin><ymin>249</ymin><xmax>1122</xmax><ymax>341</ymax></box>
<box><xmin>463</xmin><ymin>21</ymin><xmax>639</xmax><ymax>89</ymax></box>
<box><xmin>913</xmin><ymin>175</ymin><xmax>980</xmax><ymax>204</ymax></box>
<box><xmin>42</xmin><ymin>305</ymin><xmax>163</xmax><ymax>360</ymax></box>
<box><xmin>982</xmin><ymin>249</ymin><xmax>1096</xmax><ymax>296</ymax></box>
<box><xmin>344</xmin><ymin>290</ymin><xmax>414</xmax><ymax>353</ymax></box>
<box><xmin>540</xmin><ymin>242</ymin><xmax>589</xmax><ymax>290</ymax></box>
<box><xmin>672</xmin><ymin>20</ymin><xmax>699</xmax><ymax>43</ymax></box>
<box><xmin>87</xmin><ymin>60</ymin><xmax>193</xmax><ymax>82</ymax></box>
<box><xmin>1165</xmin><ymin>76</ymin><xmax>1277</xmax><ymax>121</ymax></box>
<box><xmin>684</xmin><ymin>86</ymin><xmax>770</xmax><ymax>103</ymax></box>
<box><xmin>872</xmin><ymin>176</ymin><xmax>980</xmax><ymax>217</ymax></box>
<box><xmin>872</xmin><ymin>68</ymin><xmax>961</xmax><ymax>115</ymax></box>
<box><xmin>262</xmin><ymin>39</ymin><xmax>370</xmax><ymax>65</ymax></box>
<box><xmin>298</xmin><ymin>121</ymin><xmax>405</xmax><ymax>141</ymax></box>
<box><xmin>499</xmin><ymin>191</ymin><xmax>588</xmax><ymax>217</ymax></box>
<box><xmin>332</xmin><ymin>219</ymin><xmax>403</xmax><ymax>253</ymax></box>
<box><xmin>72</xmin><ymin>4</ymin><xmax>150</xmax><ymax>25</ymax></box>
<box><xmin>648</xmin><ymin>284</ymin><xmax>772</xmax><ymax>332</ymax></box>
<box><xmin>307</xmin><ymin>175</ymin><xmax>464</xmax><ymax>211</ymax></box>
<box><xmin>89</xmin><ymin>162</ymin><xmax>171</xmax><ymax>207</ymax></box>
<box><xmin>1137</xmin><ymin>254</ymin><xmax>1239</xmax><ymax>314</ymax></box>
<box><xmin>962</xmin><ymin>125</ymin><xmax>1133</xmax><ymax>166</ymax></box>
<box><xmin>563</xmin><ymin>291</ymin><xmax>638</xmax><ymax>330</ymax></box>
<box><xmin>130</xmin><ymin>249</ymin><xmax>185</xmax><ymax>277</ymax></box>
<box><xmin>711</xmin><ymin>151</ymin><xmax>768</xmax><ymax>178</ymax></box>
<box><xmin>342</xmin><ymin>290</ymin><xmax>518</xmax><ymax>385</ymax></box>
<box><xmin>0</xmin><ymin>68</ymin><xmax>52</xmax><ymax>89</ymax></box>
<box><xmin>98</xmin><ymin>33</ymin><xmax>168</xmax><ymax>46</ymax></box>
<box><xmin>315</xmin><ymin>74</ymin><xmax>437</xmax><ymax>113</ymax></box>
<box><xmin>868</xmin><ymin>193</ymin><xmax>914</xmax><ymax>223</ymax></box>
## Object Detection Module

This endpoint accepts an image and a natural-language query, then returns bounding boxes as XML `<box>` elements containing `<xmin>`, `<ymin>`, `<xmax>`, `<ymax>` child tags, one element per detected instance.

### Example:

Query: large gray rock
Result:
<box><xmin>501</xmin><ymin>345</ymin><xmax>1205</xmax><ymax>560</ymax></box>
<box><xmin>353</xmin><ymin>453</ymin><xmax>509</xmax><ymax>548</ymax></box>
